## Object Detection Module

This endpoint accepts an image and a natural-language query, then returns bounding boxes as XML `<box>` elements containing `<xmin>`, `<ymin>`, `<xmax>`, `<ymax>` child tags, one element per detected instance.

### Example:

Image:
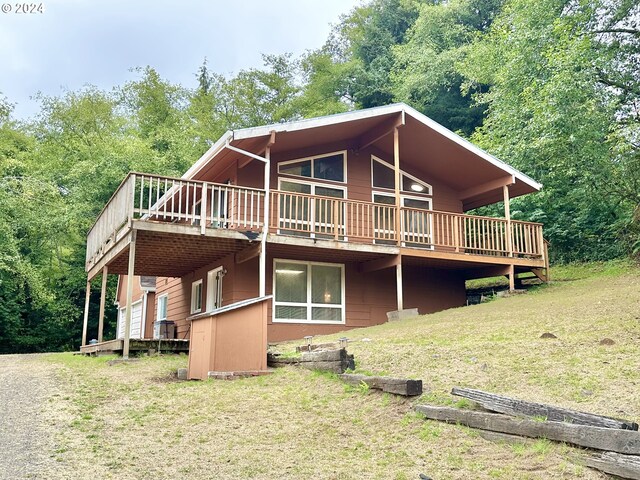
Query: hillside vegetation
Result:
<box><xmin>40</xmin><ymin>262</ymin><xmax>639</xmax><ymax>479</ymax></box>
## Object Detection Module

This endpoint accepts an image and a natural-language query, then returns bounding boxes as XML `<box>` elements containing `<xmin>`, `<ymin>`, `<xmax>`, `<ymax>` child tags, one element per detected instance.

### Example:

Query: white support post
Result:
<box><xmin>396</xmin><ymin>262</ymin><xmax>403</xmax><ymax>311</ymax></box>
<box><xmin>81</xmin><ymin>280</ymin><xmax>91</xmax><ymax>347</ymax></box>
<box><xmin>123</xmin><ymin>231</ymin><xmax>136</xmax><ymax>359</ymax></box>
<box><xmin>259</xmin><ymin>145</ymin><xmax>271</xmax><ymax>297</ymax></box>
<box><xmin>98</xmin><ymin>266</ymin><xmax>108</xmax><ymax>343</ymax></box>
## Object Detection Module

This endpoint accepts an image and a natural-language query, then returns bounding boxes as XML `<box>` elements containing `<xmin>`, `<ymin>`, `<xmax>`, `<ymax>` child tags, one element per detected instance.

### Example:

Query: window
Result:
<box><xmin>273</xmin><ymin>260</ymin><xmax>344</xmax><ymax>324</ymax></box>
<box><xmin>157</xmin><ymin>294</ymin><xmax>168</xmax><ymax>321</ymax></box>
<box><xmin>278</xmin><ymin>151</ymin><xmax>346</xmax><ymax>183</ymax></box>
<box><xmin>191</xmin><ymin>280</ymin><xmax>203</xmax><ymax>314</ymax></box>
<box><xmin>371</xmin><ymin>156</ymin><xmax>432</xmax><ymax>195</ymax></box>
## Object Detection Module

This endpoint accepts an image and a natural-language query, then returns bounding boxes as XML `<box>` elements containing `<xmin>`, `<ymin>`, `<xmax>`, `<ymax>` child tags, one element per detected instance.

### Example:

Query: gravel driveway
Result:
<box><xmin>0</xmin><ymin>354</ymin><xmax>61</xmax><ymax>480</ymax></box>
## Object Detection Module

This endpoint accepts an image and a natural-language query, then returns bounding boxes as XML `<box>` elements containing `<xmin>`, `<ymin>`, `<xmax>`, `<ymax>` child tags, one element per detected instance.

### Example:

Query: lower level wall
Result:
<box><xmin>154</xmin><ymin>251</ymin><xmax>467</xmax><ymax>344</ymax></box>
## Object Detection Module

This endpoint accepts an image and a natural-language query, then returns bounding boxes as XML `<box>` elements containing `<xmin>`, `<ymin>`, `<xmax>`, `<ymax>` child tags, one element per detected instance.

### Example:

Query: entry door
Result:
<box><xmin>372</xmin><ymin>193</ymin><xmax>432</xmax><ymax>246</ymax></box>
<box><xmin>402</xmin><ymin>197</ymin><xmax>433</xmax><ymax>246</ymax></box>
<box><xmin>278</xmin><ymin>180</ymin><xmax>345</xmax><ymax>237</ymax></box>
<box><xmin>206</xmin><ymin>267</ymin><xmax>224</xmax><ymax>311</ymax></box>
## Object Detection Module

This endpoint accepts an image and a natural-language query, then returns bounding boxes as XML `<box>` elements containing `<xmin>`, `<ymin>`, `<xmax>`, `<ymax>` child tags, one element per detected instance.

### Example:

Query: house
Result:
<box><xmin>80</xmin><ymin>103</ymin><xmax>548</xmax><ymax>373</ymax></box>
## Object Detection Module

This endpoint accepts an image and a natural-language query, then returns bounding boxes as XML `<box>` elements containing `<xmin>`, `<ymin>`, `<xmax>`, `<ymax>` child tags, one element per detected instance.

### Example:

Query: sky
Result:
<box><xmin>0</xmin><ymin>0</ymin><xmax>360</xmax><ymax>119</ymax></box>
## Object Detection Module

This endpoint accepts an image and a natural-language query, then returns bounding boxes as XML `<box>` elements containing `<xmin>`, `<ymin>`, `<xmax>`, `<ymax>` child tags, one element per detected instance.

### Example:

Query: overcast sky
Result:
<box><xmin>0</xmin><ymin>0</ymin><xmax>360</xmax><ymax>119</ymax></box>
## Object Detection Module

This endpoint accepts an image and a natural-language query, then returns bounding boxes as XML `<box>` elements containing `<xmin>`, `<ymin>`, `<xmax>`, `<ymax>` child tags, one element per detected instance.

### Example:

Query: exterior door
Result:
<box><xmin>372</xmin><ymin>193</ymin><xmax>432</xmax><ymax>247</ymax></box>
<box><xmin>278</xmin><ymin>180</ymin><xmax>345</xmax><ymax>238</ymax></box>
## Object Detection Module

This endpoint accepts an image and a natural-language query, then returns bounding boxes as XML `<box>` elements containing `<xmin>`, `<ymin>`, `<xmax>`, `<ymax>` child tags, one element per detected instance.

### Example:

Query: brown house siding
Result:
<box><xmin>148</xmin><ymin>141</ymin><xmax>469</xmax><ymax>343</ymax></box>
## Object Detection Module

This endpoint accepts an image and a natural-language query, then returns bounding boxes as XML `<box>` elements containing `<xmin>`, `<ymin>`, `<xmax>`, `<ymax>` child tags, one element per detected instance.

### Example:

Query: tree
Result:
<box><xmin>460</xmin><ymin>0</ymin><xmax>636</xmax><ymax>260</ymax></box>
<box><xmin>391</xmin><ymin>0</ymin><xmax>502</xmax><ymax>134</ymax></box>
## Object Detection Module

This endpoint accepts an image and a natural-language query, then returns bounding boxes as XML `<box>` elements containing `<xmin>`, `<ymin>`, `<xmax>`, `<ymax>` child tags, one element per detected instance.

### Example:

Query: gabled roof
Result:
<box><xmin>183</xmin><ymin>103</ymin><xmax>541</xmax><ymax>210</ymax></box>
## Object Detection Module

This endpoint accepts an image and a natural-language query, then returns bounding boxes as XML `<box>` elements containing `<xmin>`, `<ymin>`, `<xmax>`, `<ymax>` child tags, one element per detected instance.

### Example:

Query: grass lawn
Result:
<box><xmin>43</xmin><ymin>261</ymin><xmax>639</xmax><ymax>479</ymax></box>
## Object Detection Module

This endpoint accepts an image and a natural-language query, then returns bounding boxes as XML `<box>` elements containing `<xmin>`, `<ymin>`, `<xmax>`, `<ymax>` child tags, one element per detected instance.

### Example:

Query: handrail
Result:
<box><xmin>86</xmin><ymin>176</ymin><xmax>545</xmax><ymax>270</ymax></box>
<box><xmin>86</xmin><ymin>172</ymin><xmax>266</xmax><ymax>268</ymax></box>
<box><xmin>269</xmin><ymin>189</ymin><xmax>544</xmax><ymax>258</ymax></box>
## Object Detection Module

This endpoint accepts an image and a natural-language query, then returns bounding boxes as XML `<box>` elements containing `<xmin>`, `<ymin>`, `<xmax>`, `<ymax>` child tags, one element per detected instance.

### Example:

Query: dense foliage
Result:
<box><xmin>1</xmin><ymin>0</ymin><xmax>638</xmax><ymax>352</ymax></box>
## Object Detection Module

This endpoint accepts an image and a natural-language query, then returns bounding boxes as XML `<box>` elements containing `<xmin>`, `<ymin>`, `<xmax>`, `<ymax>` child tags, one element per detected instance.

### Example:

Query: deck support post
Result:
<box><xmin>396</xmin><ymin>261</ymin><xmax>404</xmax><ymax>311</ymax></box>
<box><xmin>81</xmin><ymin>279</ymin><xmax>91</xmax><ymax>347</ymax></box>
<box><xmin>503</xmin><ymin>185</ymin><xmax>513</xmax><ymax>257</ymax></box>
<box><xmin>508</xmin><ymin>264</ymin><xmax>516</xmax><ymax>293</ymax></box>
<box><xmin>123</xmin><ymin>231</ymin><xmax>137</xmax><ymax>359</ymax></box>
<box><xmin>393</xmin><ymin>127</ymin><xmax>402</xmax><ymax>246</ymax></box>
<box><xmin>98</xmin><ymin>265</ymin><xmax>108</xmax><ymax>343</ymax></box>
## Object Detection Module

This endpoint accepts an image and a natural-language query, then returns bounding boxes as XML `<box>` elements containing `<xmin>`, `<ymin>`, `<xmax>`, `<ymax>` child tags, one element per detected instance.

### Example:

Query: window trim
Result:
<box><xmin>157</xmin><ymin>293</ymin><xmax>168</xmax><ymax>321</ymax></box>
<box><xmin>272</xmin><ymin>259</ymin><xmax>346</xmax><ymax>325</ymax></box>
<box><xmin>190</xmin><ymin>279</ymin><xmax>203</xmax><ymax>314</ymax></box>
<box><xmin>371</xmin><ymin>155</ymin><xmax>432</xmax><ymax>196</ymax></box>
<box><xmin>277</xmin><ymin>150</ymin><xmax>348</xmax><ymax>184</ymax></box>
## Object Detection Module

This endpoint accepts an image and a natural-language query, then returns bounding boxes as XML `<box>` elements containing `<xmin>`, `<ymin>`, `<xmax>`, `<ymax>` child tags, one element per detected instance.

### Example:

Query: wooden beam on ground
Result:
<box><xmin>97</xmin><ymin>266</ymin><xmax>108</xmax><ymax>343</ymax></box>
<box><xmin>459</xmin><ymin>176</ymin><xmax>515</xmax><ymax>201</ymax></box>
<box><xmin>123</xmin><ymin>230</ymin><xmax>136</xmax><ymax>359</ymax></box>
<box><xmin>235</xmin><ymin>243</ymin><xmax>262</xmax><ymax>264</ymax></box>
<box><xmin>359</xmin><ymin>254</ymin><xmax>400</xmax><ymax>273</ymax></box>
<box><xmin>414</xmin><ymin>405</ymin><xmax>640</xmax><ymax>454</ymax></box>
<box><xmin>81</xmin><ymin>280</ymin><xmax>91</xmax><ymax>347</ymax></box>
<box><xmin>339</xmin><ymin>374</ymin><xmax>422</xmax><ymax>396</ymax></box>
<box><xmin>356</xmin><ymin>113</ymin><xmax>404</xmax><ymax>151</ymax></box>
<box><xmin>451</xmin><ymin>387</ymin><xmax>638</xmax><ymax>430</ymax></box>
<box><xmin>584</xmin><ymin>452</ymin><xmax>640</xmax><ymax>480</ymax></box>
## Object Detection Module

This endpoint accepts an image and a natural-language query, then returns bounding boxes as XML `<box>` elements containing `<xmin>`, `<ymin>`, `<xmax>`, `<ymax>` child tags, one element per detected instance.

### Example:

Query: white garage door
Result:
<box><xmin>117</xmin><ymin>301</ymin><xmax>143</xmax><ymax>340</ymax></box>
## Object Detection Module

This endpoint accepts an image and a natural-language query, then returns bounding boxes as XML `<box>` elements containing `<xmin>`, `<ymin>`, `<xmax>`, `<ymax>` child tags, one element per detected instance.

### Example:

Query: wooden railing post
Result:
<box><xmin>130</xmin><ymin>173</ymin><xmax>137</xmax><ymax>220</ymax></box>
<box><xmin>503</xmin><ymin>185</ymin><xmax>513</xmax><ymax>257</ymax></box>
<box><xmin>201</xmin><ymin>182</ymin><xmax>208</xmax><ymax>235</ymax></box>
<box><xmin>454</xmin><ymin>216</ymin><xmax>460</xmax><ymax>252</ymax></box>
<box><xmin>333</xmin><ymin>199</ymin><xmax>340</xmax><ymax>240</ymax></box>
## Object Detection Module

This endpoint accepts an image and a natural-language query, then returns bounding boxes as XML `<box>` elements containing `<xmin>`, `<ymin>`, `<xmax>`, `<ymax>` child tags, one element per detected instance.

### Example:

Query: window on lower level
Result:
<box><xmin>191</xmin><ymin>279</ymin><xmax>203</xmax><ymax>314</ymax></box>
<box><xmin>157</xmin><ymin>294</ymin><xmax>168</xmax><ymax>321</ymax></box>
<box><xmin>273</xmin><ymin>260</ymin><xmax>344</xmax><ymax>323</ymax></box>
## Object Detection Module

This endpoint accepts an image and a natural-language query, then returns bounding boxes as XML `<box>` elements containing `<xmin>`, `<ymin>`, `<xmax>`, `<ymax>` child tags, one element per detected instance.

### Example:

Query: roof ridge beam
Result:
<box><xmin>355</xmin><ymin>112</ymin><xmax>405</xmax><ymax>152</ymax></box>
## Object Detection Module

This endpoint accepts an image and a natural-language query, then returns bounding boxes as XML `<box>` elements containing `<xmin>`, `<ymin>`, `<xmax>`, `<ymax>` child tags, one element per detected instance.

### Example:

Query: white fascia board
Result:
<box><xmin>182</xmin><ymin>130</ymin><xmax>233</xmax><ymax>180</ymax></box>
<box><xmin>401</xmin><ymin>104</ymin><xmax>543</xmax><ymax>191</ymax></box>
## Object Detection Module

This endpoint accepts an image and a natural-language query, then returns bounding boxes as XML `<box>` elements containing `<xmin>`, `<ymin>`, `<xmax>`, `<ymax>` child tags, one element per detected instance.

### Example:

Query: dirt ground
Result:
<box><xmin>0</xmin><ymin>354</ymin><xmax>67</xmax><ymax>480</ymax></box>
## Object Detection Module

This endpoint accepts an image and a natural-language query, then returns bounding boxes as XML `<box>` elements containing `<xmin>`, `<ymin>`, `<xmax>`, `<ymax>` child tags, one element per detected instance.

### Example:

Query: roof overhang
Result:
<box><xmin>183</xmin><ymin>103</ymin><xmax>541</xmax><ymax>210</ymax></box>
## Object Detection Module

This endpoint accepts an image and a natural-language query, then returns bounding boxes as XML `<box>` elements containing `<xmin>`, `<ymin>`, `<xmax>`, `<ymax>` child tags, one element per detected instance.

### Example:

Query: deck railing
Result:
<box><xmin>86</xmin><ymin>173</ymin><xmax>265</xmax><ymax>265</ymax></box>
<box><xmin>270</xmin><ymin>190</ymin><xmax>544</xmax><ymax>258</ymax></box>
<box><xmin>86</xmin><ymin>174</ymin><xmax>544</xmax><ymax>267</ymax></box>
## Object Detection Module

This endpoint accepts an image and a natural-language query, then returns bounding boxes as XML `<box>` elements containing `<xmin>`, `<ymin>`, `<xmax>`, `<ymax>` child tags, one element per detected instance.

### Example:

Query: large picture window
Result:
<box><xmin>278</xmin><ymin>151</ymin><xmax>346</xmax><ymax>183</ymax></box>
<box><xmin>273</xmin><ymin>260</ymin><xmax>345</xmax><ymax>324</ymax></box>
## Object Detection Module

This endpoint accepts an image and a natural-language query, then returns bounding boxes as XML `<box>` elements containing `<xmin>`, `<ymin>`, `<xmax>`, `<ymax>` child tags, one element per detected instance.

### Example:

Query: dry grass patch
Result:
<box><xmin>39</xmin><ymin>264</ymin><xmax>639</xmax><ymax>479</ymax></box>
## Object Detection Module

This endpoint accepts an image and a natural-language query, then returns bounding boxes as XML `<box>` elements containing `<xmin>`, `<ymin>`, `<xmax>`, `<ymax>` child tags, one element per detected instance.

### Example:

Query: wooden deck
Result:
<box><xmin>85</xmin><ymin>172</ymin><xmax>548</xmax><ymax>281</ymax></box>
<box><xmin>80</xmin><ymin>338</ymin><xmax>190</xmax><ymax>356</ymax></box>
